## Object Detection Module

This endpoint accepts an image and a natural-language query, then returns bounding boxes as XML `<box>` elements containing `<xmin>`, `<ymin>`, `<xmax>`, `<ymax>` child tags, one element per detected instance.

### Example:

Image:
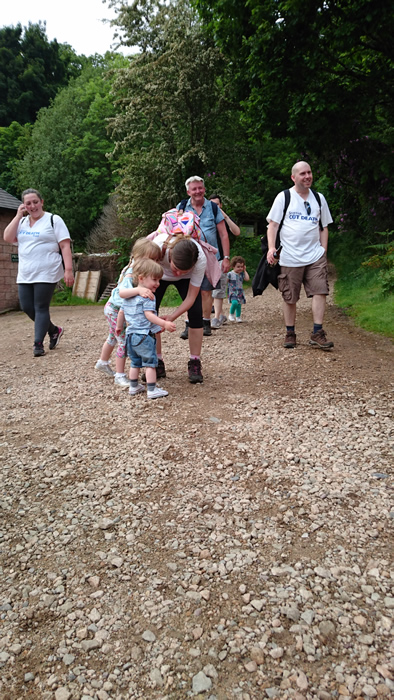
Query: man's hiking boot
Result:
<box><xmin>188</xmin><ymin>358</ymin><xmax>203</xmax><ymax>383</ymax></box>
<box><xmin>309</xmin><ymin>329</ymin><xmax>334</xmax><ymax>350</ymax></box>
<box><xmin>283</xmin><ymin>330</ymin><xmax>296</xmax><ymax>348</ymax></box>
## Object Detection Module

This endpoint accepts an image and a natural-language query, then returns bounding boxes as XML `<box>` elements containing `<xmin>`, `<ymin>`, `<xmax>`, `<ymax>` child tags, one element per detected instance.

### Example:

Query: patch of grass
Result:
<box><xmin>161</xmin><ymin>286</ymin><xmax>182</xmax><ymax>307</ymax></box>
<box><xmin>50</xmin><ymin>286</ymin><xmax>101</xmax><ymax>306</ymax></box>
<box><xmin>333</xmin><ymin>256</ymin><xmax>394</xmax><ymax>338</ymax></box>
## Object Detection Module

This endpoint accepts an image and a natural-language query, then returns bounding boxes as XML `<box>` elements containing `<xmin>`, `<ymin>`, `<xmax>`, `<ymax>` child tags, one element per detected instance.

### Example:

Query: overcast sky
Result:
<box><xmin>2</xmin><ymin>0</ymin><xmax>133</xmax><ymax>57</ymax></box>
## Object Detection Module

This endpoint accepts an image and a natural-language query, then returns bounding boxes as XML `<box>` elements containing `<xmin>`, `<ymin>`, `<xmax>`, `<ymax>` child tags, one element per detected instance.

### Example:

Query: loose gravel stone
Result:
<box><xmin>0</xmin><ymin>288</ymin><xmax>393</xmax><ymax>699</ymax></box>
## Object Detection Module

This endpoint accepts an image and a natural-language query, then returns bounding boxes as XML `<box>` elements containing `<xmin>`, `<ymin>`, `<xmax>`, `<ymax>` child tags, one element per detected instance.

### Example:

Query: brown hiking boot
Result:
<box><xmin>283</xmin><ymin>330</ymin><xmax>296</xmax><ymax>348</ymax></box>
<box><xmin>309</xmin><ymin>329</ymin><xmax>334</xmax><ymax>350</ymax></box>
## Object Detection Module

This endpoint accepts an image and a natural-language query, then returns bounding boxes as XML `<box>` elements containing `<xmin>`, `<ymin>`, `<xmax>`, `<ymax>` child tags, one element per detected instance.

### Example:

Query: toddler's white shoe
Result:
<box><xmin>129</xmin><ymin>383</ymin><xmax>145</xmax><ymax>396</ymax></box>
<box><xmin>236</xmin><ymin>317</ymin><xmax>243</xmax><ymax>323</ymax></box>
<box><xmin>228</xmin><ymin>314</ymin><xmax>236</xmax><ymax>322</ymax></box>
<box><xmin>95</xmin><ymin>360</ymin><xmax>115</xmax><ymax>376</ymax></box>
<box><xmin>147</xmin><ymin>386</ymin><xmax>168</xmax><ymax>399</ymax></box>
<box><xmin>114</xmin><ymin>374</ymin><xmax>130</xmax><ymax>387</ymax></box>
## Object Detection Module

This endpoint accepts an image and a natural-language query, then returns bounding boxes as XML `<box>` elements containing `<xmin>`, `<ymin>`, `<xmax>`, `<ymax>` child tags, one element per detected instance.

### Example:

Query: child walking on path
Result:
<box><xmin>120</xmin><ymin>259</ymin><xmax>176</xmax><ymax>399</ymax></box>
<box><xmin>227</xmin><ymin>256</ymin><xmax>249</xmax><ymax>322</ymax></box>
<box><xmin>95</xmin><ymin>239</ymin><xmax>161</xmax><ymax>387</ymax></box>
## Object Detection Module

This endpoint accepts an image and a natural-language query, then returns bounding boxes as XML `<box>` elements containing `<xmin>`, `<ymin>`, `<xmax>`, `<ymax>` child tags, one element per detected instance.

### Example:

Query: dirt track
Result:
<box><xmin>0</xmin><ymin>282</ymin><xmax>393</xmax><ymax>700</ymax></box>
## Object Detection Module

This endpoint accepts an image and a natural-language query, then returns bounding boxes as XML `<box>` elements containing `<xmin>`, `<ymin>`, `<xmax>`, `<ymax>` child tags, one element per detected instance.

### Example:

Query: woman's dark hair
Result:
<box><xmin>22</xmin><ymin>188</ymin><xmax>43</xmax><ymax>201</ymax></box>
<box><xmin>169</xmin><ymin>237</ymin><xmax>199</xmax><ymax>270</ymax></box>
<box><xmin>208</xmin><ymin>194</ymin><xmax>221</xmax><ymax>203</ymax></box>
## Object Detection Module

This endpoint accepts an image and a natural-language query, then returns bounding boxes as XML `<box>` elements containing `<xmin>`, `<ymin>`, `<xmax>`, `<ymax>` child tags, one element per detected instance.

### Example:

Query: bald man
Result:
<box><xmin>266</xmin><ymin>161</ymin><xmax>334</xmax><ymax>350</ymax></box>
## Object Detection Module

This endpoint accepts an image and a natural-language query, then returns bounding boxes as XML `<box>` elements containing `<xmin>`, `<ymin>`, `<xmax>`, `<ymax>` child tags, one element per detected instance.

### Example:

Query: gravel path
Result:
<box><xmin>0</xmin><ymin>282</ymin><xmax>393</xmax><ymax>700</ymax></box>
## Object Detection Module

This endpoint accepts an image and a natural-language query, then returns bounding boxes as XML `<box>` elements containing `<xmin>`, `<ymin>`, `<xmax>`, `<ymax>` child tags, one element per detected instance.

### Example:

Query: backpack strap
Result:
<box><xmin>274</xmin><ymin>188</ymin><xmax>291</xmax><ymax>248</ymax></box>
<box><xmin>311</xmin><ymin>189</ymin><xmax>323</xmax><ymax>231</ymax></box>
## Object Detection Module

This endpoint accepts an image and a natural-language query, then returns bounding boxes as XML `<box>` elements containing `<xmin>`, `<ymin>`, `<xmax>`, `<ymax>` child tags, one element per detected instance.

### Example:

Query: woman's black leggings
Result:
<box><xmin>155</xmin><ymin>278</ymin><xmax>202</xmax><ymax>328</ymax></box>
<box><xmin>18</xmin><ymin>283</ymin><xmax>58</xmax><ymax>344</ymax></box>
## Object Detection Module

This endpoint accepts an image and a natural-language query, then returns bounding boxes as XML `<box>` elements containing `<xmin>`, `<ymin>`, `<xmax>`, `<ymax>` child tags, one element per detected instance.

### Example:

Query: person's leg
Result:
<box><xmin>185</xmin><ymin>283</ymin><xmax>204</xmax><ymax>383</ymax></box>
<box><xmin>311</xmin><ymin>294</ymin><xmax>326</xmax><ymax>325</ymax></box>
<box><xmin>212</xmin><ymin>269</ymin><xmax>227</xmax><ymax>328</ymax></box>
<box><xmin>114</xmin><ymin>331</ymin><xmax>129</xmax><ymax>386</ymax></box>
<box><xmin>153</xmin><ymin>280</ymin><xmax>171</xmax><ymax>377</ymax></box>
<box><xmin>235</xmin><ymin>301</ymin><xmax>242</xmax><ymax>320</ymax></box>
<box><xmin>229</xmin><ymin>300</ymin><xmax>238</xmax><ymax>320</ymax></box>
<box><xmin>18</xmin><ymin>284</ymin><xmax>35</xmax><ymax>324</ymax></box>
<box><xmin>33</xmin><ymin>283</ymin><xmax>57</xmax><ymax>342</ymax></box>
<box><xmin>304</xmin><ymin>255</ymin><xmax>333</xmax><ymax>349</ymax></box>
<box><xmin>96</xmin><ymin>303</ymin><xmax>117</xmax><ymax>375</ymax></box>
<box><xmin>282</xmin><ymin>301</ymin><xmax>297</xmax><ymax>327</ymax></box>
<box><xmin>278</xmin><ymin>267</ymin><xmax>303</xmax><ymax>348</ymax></box>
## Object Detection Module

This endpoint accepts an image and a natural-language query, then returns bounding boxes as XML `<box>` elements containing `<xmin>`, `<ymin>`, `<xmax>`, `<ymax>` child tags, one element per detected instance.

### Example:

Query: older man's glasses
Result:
<box><xmin>304</xmin><ymin>201</ymin><xmax>311</xmax><ymax>216</ymax></box>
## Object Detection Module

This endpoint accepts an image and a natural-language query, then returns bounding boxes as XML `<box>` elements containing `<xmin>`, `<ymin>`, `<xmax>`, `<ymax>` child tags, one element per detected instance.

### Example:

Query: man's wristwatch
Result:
<box><xmin>224</xmin><ymin>255</ymin><xmax>230</xmax><ymax>260</ymax></box>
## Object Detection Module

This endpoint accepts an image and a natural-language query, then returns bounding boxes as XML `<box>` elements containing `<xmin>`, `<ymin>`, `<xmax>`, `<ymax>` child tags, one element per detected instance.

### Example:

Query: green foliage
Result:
<box><xmin>361</xmin><ymin>231</ymin><xmax>394</xmax><ymax>295</ymax></box>
<box><xmin>330</xmin><ymin>230</ymin><xmax>394</xmax><ymax>337</ymax></box>
<box><xmin>193</xmin><ymin>0</ymin><xmax>394</xmax><ymax>241</ymax></box>
<box><xmin>0</xmin><ymin>23</ymin><xmax>85</xmax><ymax>127</ymax></box>
<box><xmin>0</xmin><ymin>121</ymin><xmax>32</xmax><ymax>196</ymax></box>
<box><xmin>108</xmin><ymin>0</ymin><xmax>254</xmax><ymax>233</ymax></box>
<box><xmin>16</xmin><ymin>55</ymin><xmax>126</xmax><ymax>244</ymax></box>
<box><xmin>229</xmin><ymin>235</ymin><xmax>262</xmax><ymax>278</ymax></box>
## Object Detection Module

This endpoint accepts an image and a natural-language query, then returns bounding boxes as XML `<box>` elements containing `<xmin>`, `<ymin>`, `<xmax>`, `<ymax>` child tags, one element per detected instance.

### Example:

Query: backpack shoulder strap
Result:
<box><xmin>277</xmin><ymin>188</ymin><xmax>291</xmax><ymax>238</ymax></box>
<box><xmin>51</xmin><ymin>213</ymin><xmax>55</xmax><ymax>228</ymax></box>
<box><xmin>210</xmin><ymin>200</ymin><xmax>218</xmax><ymax>217</ymax></box>
<box><xmin>311</xmin><ymin>189</ymin><xmax>323</xmax><ymax>231</ymax></box>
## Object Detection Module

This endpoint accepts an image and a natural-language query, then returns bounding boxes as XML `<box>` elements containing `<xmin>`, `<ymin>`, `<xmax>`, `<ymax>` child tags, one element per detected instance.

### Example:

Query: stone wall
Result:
<box><xmin>0</xmin><ymin>209</ymin><xmax>19</xmax><ymax>313</ymax></box>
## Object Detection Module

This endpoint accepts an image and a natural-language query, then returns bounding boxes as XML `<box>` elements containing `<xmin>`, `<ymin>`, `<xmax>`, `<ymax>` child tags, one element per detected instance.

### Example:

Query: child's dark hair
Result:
<box><xmin>132</xmin><ymin>259</ymin><xmax>163</xmax><ymax>287</ymax></box>
<box><xmin>230</xmin><ymin>255</ymin><xmax>245</xmax><ymax>269</ymax></box>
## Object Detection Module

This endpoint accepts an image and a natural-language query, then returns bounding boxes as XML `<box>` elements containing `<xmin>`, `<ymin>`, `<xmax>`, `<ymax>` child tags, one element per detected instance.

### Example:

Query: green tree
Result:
<box><xmin>0</xmin><ymin>121</ymin><xmax>32</xmax><ymax>196</ymax></box>
<box><xmin>0</xmin><ymin>22</ymin><xmax>85</xmax><ymax>127</ymax></box>
<box><xmin>108</xmin><ymin>0</ymin><xmax>251</xmax><ymax>234</ymax></box>
<box><xmin>17</xmin><ymin>55</ymin><xmax>126</xmax><ymax>244</ymax></box>
<box><xmin>193</xmin><ymin>0</ymin><xmax>394</xmax><ymax>239</ymax></box>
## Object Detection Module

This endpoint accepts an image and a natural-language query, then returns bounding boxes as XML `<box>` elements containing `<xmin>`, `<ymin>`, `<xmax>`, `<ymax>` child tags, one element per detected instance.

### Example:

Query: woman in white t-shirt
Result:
<box><xmin>4</xmin><ymin>188</ymin><xmax>74</xmax><ymax>357</ymax></box>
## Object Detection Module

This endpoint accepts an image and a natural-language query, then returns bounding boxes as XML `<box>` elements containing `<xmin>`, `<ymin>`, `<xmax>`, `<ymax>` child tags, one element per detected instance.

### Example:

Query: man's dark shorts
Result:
<box><xmin>278</xmin><ymin>253</ymin><xmax>329</xmax><ymax>303</ymax></box>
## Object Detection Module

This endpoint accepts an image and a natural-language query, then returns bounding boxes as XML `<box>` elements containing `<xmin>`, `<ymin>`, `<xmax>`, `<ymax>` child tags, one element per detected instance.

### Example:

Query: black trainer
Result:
<box><xmin>203</xmin><ymin>320</ymin><xmax>212</xmax><ymax>336</ymax></box>
<box><xmin>141</xmin><ymin>358</ymin><xmax>166</xmax><ymax>382</ymax></box>
<box><xmin>49</xmin><ymin>326</ymin><xmax>63</xmax><ymax>350</ymax></box>
<box><xmin>157</xmin><ymin>359</ymin><xmax>166</xmax><ymax>378</ymax></box>
<box><xmin>180</xmin><ymin>323</ymin><xmax>189</xmax><ymax>340</ymax></box>
<box><xmin>33</xmin><ymin>342</ymin><xmax>45</xmax><ymax>357</ymax></box>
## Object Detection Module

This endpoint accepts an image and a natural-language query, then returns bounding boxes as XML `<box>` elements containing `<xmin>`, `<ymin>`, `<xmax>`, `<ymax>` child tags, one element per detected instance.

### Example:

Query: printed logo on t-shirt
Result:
<box><xmin>288</xmin><ymin>210</ymin><xmax>318</xmax><ymax>223</ymax></box>
<box><xmin>19</xmin><ymin>229</ymin><xmax>40</xmax><ymax>237</ymax></box>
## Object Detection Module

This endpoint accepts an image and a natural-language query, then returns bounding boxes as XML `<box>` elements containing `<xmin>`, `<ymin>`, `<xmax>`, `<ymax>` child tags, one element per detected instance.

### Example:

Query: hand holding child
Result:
<box><xmin>135</xmin><ymin>285</ymin><xmax>155</xmax><ymax>300</ymax></box>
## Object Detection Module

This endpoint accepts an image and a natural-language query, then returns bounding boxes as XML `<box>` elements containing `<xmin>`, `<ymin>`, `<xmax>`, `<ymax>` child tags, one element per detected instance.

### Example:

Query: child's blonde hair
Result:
<box><xmin>132</xmin><ymin>238</ymin><xmax>161</xmax><ymax>262</ymax></box>
<box><xmin>119</xmin><ymin>239</ymin><xmax>161</xmax><ymax>283</ymax></box>
<box><xmin>132</xmin><ymin>259</ymin><xmax>163</xmax><ymax>287</ymax></box>
<box><xmin>230</xmin><ymin>255</ymin><xmax>245</xmax><ymax>269</ymax></box>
